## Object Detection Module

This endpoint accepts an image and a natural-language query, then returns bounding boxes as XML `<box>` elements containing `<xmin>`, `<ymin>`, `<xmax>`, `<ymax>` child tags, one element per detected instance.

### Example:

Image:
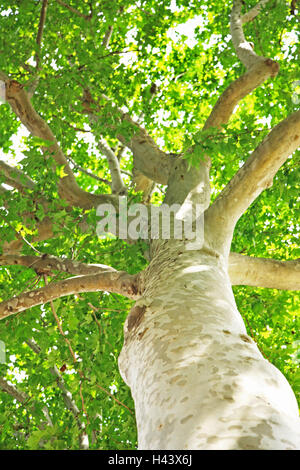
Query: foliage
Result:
<box><xmin>0</xmin><ymin>0</ymin><xmax>299</xmax><ymax>449</ymax></box>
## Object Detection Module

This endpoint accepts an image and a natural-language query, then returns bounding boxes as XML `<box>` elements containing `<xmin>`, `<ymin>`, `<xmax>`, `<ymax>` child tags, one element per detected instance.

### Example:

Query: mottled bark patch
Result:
<box><xmin>127</xmin><ymin>305</ymin><xmax>146</xmax><ymax>331</ymax></box>
<box><xmin>237</xmin><ymin>435</ymin><xmax>261</xmax><ymax>450</ymax></box>
<box><xmin>251</xmin><ymin>421</ymin><xmax>274</xmax><ymax>440</ymax></box>
<box><xmin>180</xmin><ymin>414</ymin><xmax>193</xmax><ymax>424</ymax></box>
<box><xmin>138</xmin><ymin>328</ymin><xmax>148</xmax><ymax>340</ymax></box>
<box><xmin>206</xmin><ymin>436</ymin><xmax>218</xmax><ymax>444</ymax></box>
<box><xmin>240</xmin><ymin>334</ymin><xmax>252</xmax><ymax>343</ymax></box>
<box><xmin>121</xmin><ymin>277</ymin><xmax>139</xmax><ymax>297</ymax></box>
<box><xmin>264</xmin><ymin>58</ymin><xmax>280</xmax><ymax>77</ymax></box>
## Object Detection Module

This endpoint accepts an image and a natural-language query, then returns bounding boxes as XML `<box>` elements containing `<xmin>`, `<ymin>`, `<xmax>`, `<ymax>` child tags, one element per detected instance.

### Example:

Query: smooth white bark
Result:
<box><xmin>241</xmin><ymin>0</ymin><xmax>270</xmax><ymax>24</ymax></box>
<box><xmin>119</xmin><ymin>241</ymin><xmax>300</xmax><ymax>450</ymax></box>
<box><xmin>229</xmin><ymin>253</ymin><xmax>300</xmax><ymax>291</ymax></box>
<box><xmin>95</xmin><ymin>136</ymin><xmax>127</xmax><ymax>194</ymax></box>
<box><xmin>231</xmin><ymin>0</ymin><xmax>265</xmax><ymax>69</ymax></box>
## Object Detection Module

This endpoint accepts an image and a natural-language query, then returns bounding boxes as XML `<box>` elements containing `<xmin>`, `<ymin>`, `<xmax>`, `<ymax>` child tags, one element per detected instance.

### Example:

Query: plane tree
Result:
<box><xmin>0</xmin><ymin>0</ymin><xmax>299</xmax><ymax>449</ymax></box>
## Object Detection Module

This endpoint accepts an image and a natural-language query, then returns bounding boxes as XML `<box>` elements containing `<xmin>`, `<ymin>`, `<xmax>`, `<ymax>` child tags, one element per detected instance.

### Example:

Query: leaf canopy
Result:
<box><xmin>0</xmin><ymin>0</ymin><xmax>299</xmax><ymax>449</ymax></box>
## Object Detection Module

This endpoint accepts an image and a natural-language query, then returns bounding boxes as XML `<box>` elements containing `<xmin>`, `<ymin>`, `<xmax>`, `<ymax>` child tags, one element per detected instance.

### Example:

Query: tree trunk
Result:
<box><xmin>119</xmin><ymin>239</ymin><xmax>300</xmax><ymax>450</ymax></box>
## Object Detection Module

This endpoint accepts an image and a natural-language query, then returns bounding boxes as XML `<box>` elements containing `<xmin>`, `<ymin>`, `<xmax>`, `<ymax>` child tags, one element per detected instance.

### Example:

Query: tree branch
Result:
<box><xmin>35</xmin><ymin>0</ymin><xmax>48</xmax><ymax>69</ymax></box>
<box><xmin>0</xmin><ymin>253</ymin><xmax>117</xmax><ymax>276</ymax></box>
<box><xmin>25</xmin><ymin>339</ymin><xmax>88</xmax><ymax>448</ymax></box>
<box><xmin>0</xmin><ymin>169</ymin><xmax>58</xmax><ymax>255</ymax></box>
<box><xmin>132</xmin><ymin>168</ymin><xmax>155</xmax><ymax>203</ymax></box>
<box><xmin>231</xmin><ymin>0</ymin><xmax>260</xmax><ymax>68</ymax></box>
<box><xmin>231</xmin><ymin>0</ymin><xmax>271</xmax><ymax>69</ymax></box>
<box><xmin>0</xmin><ymin>270</ymin><xmax>140</xmax><ymax>320</ymax></box>
<box><xmin>56</xmin><ymin>0</ymin><xmax>92</xmax><ymax>20</ymax></box>
<box><xmin>91</xmin><ymin>94</ymin><xmax>173</xmax><ymax>185</ymax></box>
<box><xmin>50</xmin><ymin>365</ymin><xmax>89</xmax><ymax>449</ymax></box>
<box><xmin>119</xmin><ymin>114</ymin><xmax>173</xmax><ymax>186</ymax></box>
<box><xmin>1</xmin><ymin>217</ymin><xmax>55</xmax><ymax>255</ymax></box>
<box><xmin>0</xmin><ymin>160</ymin><xmax>36</xmax><ymax>193</ymax></box>
<box><xmin>207</xmin><ymin>109</ymin><xmax>300</xmax><ymax>241</ymax></box>
<box><xmin>0</xmin><ymin>164</ymin><xmax>68</xmax><ymax>255</ymax></box>
<box><xmin>229</xmin><ymin>253</ymin><xmax>300</xmax><ymax>291</ymax></box>
<box><xmin>81</xmin><ymin>11</ymin><xmax>127</xmax><ymax>196</ymax></box>
<box><xmin>88</xmin><ymin>123</ymin><xmax>127</xmax><ymax>194</ymax></box>
<box><xmin>96</xmin><ymin>138</ymin><xmax>127</xmax><ymax>194</ymax></box>
<box><xmin>203</xmin><ymin>0</ymin><xmax>279</xmax><ymax>131</ymax></box>
<box><xmin>27</xmin><ymin>0</ymin><xmax>48</xmax><ymax>96</ymax></box>
<box><xmin>0</xmin><ymin>375</ymin><xmax>54</xmax><ymax>429</ymax></box>
<box><xmin>102</xmin><ymin>25</ymin><xmax>113</xmax><ymax>49</ymax></box>
<box><xmin>45</xmin><ymin>274</ymin><xmax>77</xmax><ymax>363</ymax></box>
<box><xmin>67</xmin><ymin>156</ymin><xmax>112</xmax><ymax>187</ymax></box>
<box><xmin>203</xmin><ymin>59</ymin><xmax>279</xmax><ymax>131</ymax></box>
<box><xmin>4</xmin><ymin>79</ymin><xmax>114</xmax><ymax>210</ymax></box>
<box><xmin>241</xmin><ymin>0</ymin><xmax>270</xmax><ymax>24</ymax></box>
<box><xmin>102</xmin><ymin>10</ymin><xmax>156</xmax><ymax>200</ymax></box>
<box><xmin>0</xmin><ymin>377</ymin><xmax>29</xmax><ymax>403</ymax></box>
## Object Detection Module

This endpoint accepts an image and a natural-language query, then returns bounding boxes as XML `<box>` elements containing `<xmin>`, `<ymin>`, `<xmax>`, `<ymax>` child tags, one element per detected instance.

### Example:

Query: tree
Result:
<box><xmin>0</xmin><ymin>0</ymin><xmax>299</xmax><ymax>450</ymax></box>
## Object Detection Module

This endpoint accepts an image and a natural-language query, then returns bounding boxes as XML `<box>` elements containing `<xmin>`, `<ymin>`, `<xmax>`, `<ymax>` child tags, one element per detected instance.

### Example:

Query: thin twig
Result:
<box><xmin>94</xmin><ymin>383</ymin><xmax>134</xmax><ymax>415</ymax></box>
<box><xmin>43</xmin><ymin>274</ymin><xmax>77</xmax><ymax>364</ymax></box>
<box><xmin>5</xmin><ymin>221</ymin><xmax>43</xmax><ymax>255</ymax></box>
<box><xmin>102</xmin><ymin>26</ymin><xmax>113</xmax><ymax>49</ymax></box>
<box><xmin>67</xmin><ymin>156</ymin><xmax>112</xmax><ymax>186</ymax></box>
<box><xmin>52</xmin><ymin>115</ymin><xmax>90</xmax><ymax>133</ymax></box>
<box><xmin>35</xmin><ymin>0</ymin><xmax>48</xmax><ymax>69</ymax></box>
<box><xmin>15</xmin><ymin>274</ymin><xmax>42</xmax><ymax>300</ymax></box>
<box><xmin>21</xmin><ymin>236</ymin><xmax>43</xmax><ymax>255</ymax></box>
<box><xmin>56</xmin><ymin>0</ymin><xmax>92</xmax><ymax>20</ymax></box>
<box><xmin>88</xmin><ymin>304</ymin><xmax>102</xmax><ymax>337</ymax></box>
<box><xmin>25</xmin><ymin>339</ymin><xmax>88</xmax><ymax>448</ymax></box>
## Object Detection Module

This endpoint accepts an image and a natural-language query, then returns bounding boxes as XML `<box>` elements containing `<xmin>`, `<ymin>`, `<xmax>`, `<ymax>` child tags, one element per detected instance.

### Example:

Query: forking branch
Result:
<box><xmin>3</xmin><ymin>78</ymin><xmax>118</xmax><ymax>211</ymax></box>
<box><xmin>204</xmin><ymin>0</ymin><xmax>279</xmax><ymax>132</ymax></box>
<box><xmin>0</xmin><ymin>269</ymin><xmax>140</xmax><ymax>320</ymax></box>
<box><xmin>206</xmin><ymin>107</ymin><xmax>300</xmax><ymax>247</ymax></box>
<box><xmin>204</xmin><ymin>0</ymin><xmax>299</xmax><ymax>250</ymax></box>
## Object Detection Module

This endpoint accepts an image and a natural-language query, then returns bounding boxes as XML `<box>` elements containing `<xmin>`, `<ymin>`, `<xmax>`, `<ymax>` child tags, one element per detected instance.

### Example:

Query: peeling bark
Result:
<box><xmin>119</xmin><ymin>240</ymin><xmax>300</xmax><ymax>450</ymax></box>
<box><xmin>0</xmin><ymin>0</ymin><xmax>299</xmax><ymax>452</ymax></box>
